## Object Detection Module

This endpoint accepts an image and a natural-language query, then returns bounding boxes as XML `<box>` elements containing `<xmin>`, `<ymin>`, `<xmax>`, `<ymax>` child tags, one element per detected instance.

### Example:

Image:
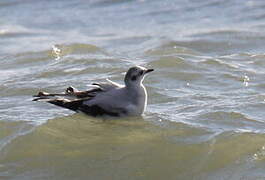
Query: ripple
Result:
<box><xmin>149</xmin><ymin>55</ymin><xmax>195</xmax><ymax>70</ymax></box>
<box><xmin>145</xmin><ymin>41</ymin><xmax>200</xmax><ymax>56</ymax></box>
<box><xmin>197</xmin><ymin>111</ymin><xmax>265</xmax><ymax>132</ymax></box>
<box><xmin>200</xmin><ymin>58</ymin><xmax>240</xmax><ymax>70</ymax></box>
<box><xmin>0</xmin><ymin>121</ymin><xmax>34</xmax><ymax>153</ymax></box>
<box><xmin>49</xmin><ymin>43</ymin><xmax>108</xmax><ymax>58</ymax></box>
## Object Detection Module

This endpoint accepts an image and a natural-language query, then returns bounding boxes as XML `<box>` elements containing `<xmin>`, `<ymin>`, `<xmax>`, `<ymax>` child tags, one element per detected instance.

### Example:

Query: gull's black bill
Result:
<box><xmin>145</xmin><ymin>69</ymin><xmax>154</xmax><ymax>74</ymax></box>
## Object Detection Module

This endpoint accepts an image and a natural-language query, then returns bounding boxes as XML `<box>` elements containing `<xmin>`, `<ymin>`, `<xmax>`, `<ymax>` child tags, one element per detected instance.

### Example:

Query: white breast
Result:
<box><xmin>126</xmin><ymin>85</ymin><xmax>147</xmax><ymax>115</ymax></box>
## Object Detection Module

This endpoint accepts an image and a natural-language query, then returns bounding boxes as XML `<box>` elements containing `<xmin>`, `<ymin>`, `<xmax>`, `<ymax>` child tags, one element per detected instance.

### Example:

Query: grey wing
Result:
<box><xmin>81</xmin><ymin>87</ymin><xmax>129</xmax><ymax>116</ymax></box>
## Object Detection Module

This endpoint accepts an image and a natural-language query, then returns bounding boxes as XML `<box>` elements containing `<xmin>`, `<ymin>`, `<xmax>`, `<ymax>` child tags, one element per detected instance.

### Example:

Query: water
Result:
<box><xmin>1</xmin><ymin>0</ymin><xmax>265</xmax><ymax>179</ymax></box>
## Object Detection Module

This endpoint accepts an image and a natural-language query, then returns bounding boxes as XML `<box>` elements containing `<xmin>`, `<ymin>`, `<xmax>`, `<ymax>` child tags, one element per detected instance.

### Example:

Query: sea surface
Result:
<box><xmin>1</xmin><ymin>0</ymin><xmax>265</xmax><ymax>179</ymax></box>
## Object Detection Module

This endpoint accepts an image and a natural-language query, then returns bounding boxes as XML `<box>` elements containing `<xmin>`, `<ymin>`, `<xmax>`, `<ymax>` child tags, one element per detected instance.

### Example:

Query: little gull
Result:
<box><xmin>33</xmin><ymin>66</ymin><xmax>154</xmax><ymax>117</ymax></box>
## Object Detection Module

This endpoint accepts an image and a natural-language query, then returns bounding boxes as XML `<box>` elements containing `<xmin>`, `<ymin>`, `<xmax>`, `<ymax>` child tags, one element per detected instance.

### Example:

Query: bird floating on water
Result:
<box><xmin>33</xmin><ymin>66</ymin><xmax>154</xmax><ymax>117</ymax></box>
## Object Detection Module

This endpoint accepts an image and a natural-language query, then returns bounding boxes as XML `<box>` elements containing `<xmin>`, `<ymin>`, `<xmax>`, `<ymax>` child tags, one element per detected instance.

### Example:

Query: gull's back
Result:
<box><xmin>82</xmin><ymin>85</ymin><xmax>146</xmax><ymax>116</ymax></box>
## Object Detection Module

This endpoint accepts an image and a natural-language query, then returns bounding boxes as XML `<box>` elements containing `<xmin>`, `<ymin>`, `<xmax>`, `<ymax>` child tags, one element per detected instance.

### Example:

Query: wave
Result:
<box><xmin>0</xmin><ymin>121</ymin><xmax>35</xmax><ymax>153</ymax></box>
<box><xmin>145</xmin><ymin>41</ymin><xmax>200</xmax><ymax>56</ymax></box>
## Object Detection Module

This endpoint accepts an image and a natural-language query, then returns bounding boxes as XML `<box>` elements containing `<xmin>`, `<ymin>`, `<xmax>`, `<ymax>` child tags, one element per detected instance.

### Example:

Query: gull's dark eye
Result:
<box><xmin>139</xmin><ymin>70</ymin><xmax>144</xmax><ymax>75</ymax></box>
<box><xmin>131</xmin><ymin>75</ymin><xmax>137</xmax><ymax>81</ymax></box>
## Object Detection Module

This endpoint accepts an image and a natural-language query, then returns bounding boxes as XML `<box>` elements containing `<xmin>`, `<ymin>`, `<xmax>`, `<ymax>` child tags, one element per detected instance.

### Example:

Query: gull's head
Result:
<box><xmin>124</xmin><ymin>66</ymin><xmax>154</xmax><ymax>87</ymax></box>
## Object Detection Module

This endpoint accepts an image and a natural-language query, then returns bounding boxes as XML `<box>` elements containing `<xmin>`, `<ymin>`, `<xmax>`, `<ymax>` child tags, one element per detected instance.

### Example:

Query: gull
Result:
<box><xmin>33</xmin><ymin>66</ymin><xmax>154</xmax><ymax>117</ymax></box>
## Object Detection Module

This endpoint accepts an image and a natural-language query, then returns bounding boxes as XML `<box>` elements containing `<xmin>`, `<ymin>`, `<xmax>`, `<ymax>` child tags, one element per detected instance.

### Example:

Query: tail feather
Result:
<box><xmin>47</xmin><ymin>99</ymin><xmax>84</xmax><ymax>111</ymax></box>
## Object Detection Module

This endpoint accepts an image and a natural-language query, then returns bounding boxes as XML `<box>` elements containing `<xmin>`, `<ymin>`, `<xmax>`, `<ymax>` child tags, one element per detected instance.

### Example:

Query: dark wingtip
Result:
<box><xmin>32</xmin><ymin>97</ymin><xmax>43</xmax><ymax>101</ymax></box>
<box><xmin>92</xmin><ymin>83</ymin><xmax>100</xmax><ymax>86</ymax></box>
<box><xmin>33</xmin><ymin>91</ymin><xmax>50</xmax><ymax>97</ymax></box>
<box><xmin>33</xmin><ymin>91</ymin><xmax>51</xmax><ymax>101</ymax></box>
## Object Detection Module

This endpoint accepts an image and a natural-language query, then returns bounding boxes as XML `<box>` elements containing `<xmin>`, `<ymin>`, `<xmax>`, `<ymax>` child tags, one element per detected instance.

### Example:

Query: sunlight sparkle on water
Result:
<box><xmin>252</xmin><ymin>146</ymin><xmax>265</xmax><ymax>161</ymax></box>
<box><xmin>52</xmin><ymin>45</ymin><xmax>62</xmax><ymax>60</ymax></box>
<box><xmin>243</xmin><ymin>75</ymin><xmax>250</xmax><ymax>87</ymax></box>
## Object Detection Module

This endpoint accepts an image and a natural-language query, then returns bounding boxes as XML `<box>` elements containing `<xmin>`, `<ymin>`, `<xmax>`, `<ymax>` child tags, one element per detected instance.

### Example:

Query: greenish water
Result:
<box><xmin>1</xmin><ymin>0</ymin><xmax>265</xmax><ymax>179</ymax></box>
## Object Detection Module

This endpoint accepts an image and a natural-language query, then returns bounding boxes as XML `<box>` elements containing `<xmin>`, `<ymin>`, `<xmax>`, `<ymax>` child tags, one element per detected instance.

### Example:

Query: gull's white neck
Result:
<box><xmin>125</xmin><ymin>82</ymin><xmax>147</xmax><ymax>115</ymax></box>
